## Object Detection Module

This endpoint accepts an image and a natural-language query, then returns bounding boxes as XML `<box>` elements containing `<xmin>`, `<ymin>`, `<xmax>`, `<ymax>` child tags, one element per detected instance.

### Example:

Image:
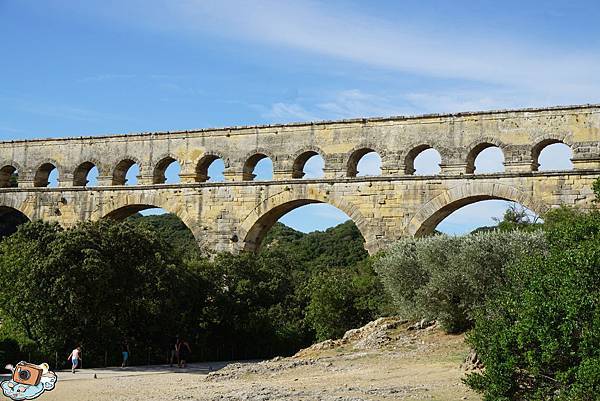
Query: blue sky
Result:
<box><xmin>2</xmin><ymin>1</ymin><xmax>599</xmax><ymax>234</ymax></box>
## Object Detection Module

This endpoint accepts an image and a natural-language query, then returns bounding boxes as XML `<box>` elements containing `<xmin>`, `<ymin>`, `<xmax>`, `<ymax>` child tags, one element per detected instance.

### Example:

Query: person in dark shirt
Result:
<box><xmin>177</xmin><ymin>339</ymin><xmax>191</xmax><ymax>368</ymax></box>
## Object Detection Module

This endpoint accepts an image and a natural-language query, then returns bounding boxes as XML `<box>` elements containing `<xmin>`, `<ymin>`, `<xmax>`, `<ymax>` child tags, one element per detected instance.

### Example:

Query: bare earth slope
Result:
<box><xmin>43</xmin><ymin>318</ymin><xmax>480</xmax><ymax>401</ymax></box>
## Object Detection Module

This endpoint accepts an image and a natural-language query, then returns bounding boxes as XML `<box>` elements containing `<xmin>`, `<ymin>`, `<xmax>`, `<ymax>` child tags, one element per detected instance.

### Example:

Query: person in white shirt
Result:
<box><xmin>67</xmin><ymin>346</ymin><xmax>82</xmax><ymax>373</ymax></box>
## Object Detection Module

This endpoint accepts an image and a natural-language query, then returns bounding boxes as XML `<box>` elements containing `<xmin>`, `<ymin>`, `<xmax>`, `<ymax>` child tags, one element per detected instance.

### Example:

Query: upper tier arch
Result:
<box><xmin>0</xmin><ymin>104</ymin><xmax>595</xmax><ymax>187</ymax></box>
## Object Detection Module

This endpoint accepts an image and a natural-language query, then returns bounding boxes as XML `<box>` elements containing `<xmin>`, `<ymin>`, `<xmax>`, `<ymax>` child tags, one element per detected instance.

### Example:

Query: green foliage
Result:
<box><xmin>593</xmin><ymin>177</ymin><xmax>600</xmax><ymax>201</ymax></box>
<box><xmin>262</xmin><ymin>221</ymin><xmax>369</xmax><ymax>271</ymax></box>
<box><xmin>0</xmin><ymin>220</ymin><xmax>185</xmax><ymax>366</ymax></box>
<box><xmin>186</xmin><ymin>249</ymin><xmax>313</xmax><ymax>356</ymax></box>
<box><xmin>374</xmin><ymin>230</ymin><xmax>547</xmax><ymax>333</ymax></box>
<box><xmin>262</xmin><ymin>220</ymin><xmax>387</xmax><ymax>341</ymax></box>
<box><xmin>306</xmin><ymin>268</ymin><xmax>356</xmax><ymax>341</ymax></box>
<box><xmin>8</xmin><ymin>172</ymin><xmax>17</xmax><ymax>188</ymax></box>
<box><xmin>495</xmin><ymin>202</ymin><xmax>540</xmax><ymax>232</ymax></box>
<box><xmin>127</xmin><ymin>213</ymin><xmax>201</xmax><ymax>259</ymax></box>
<box><xmin>306</xmin><ymin>258</ymin><xmax>391</xmax><ymax>341</ymax></box>
<box><xmin>465</xmin><ymin>209</ymin><xmax>600</xmax><ymax>400</ymax></box>
<box><xmin>471</xmin><ymin>202</ymin><xmax>541</xmax><ymax>234</ymax></box>
<box><xmin>0</xmin><ymin>213</ymin><xmax>389</xmax><ymax>365</ymax></box>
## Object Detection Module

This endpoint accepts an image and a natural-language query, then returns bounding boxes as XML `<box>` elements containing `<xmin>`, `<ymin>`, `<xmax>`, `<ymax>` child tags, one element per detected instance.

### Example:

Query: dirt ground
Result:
<box><xmin>41</xmin><ymin>319</ymin><xmax>481</xmax><ymax>401</ymax></box>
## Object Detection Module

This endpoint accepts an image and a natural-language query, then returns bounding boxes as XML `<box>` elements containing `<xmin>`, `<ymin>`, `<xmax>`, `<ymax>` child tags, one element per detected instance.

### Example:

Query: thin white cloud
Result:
<box><xmin>317</xmin><ymin>89</ymin><xmax>403</xmax><ymax>119</ymax></box>
<box><xmin>77</xmin><ymin>74</ymin><xmax>138</xmax><ymax>83</ymax></box>
<box><xmin>155</xmin><ymin>0</ymin><xmax>600</xmax><ymax>101</ymax></box>
<box><xmin>0</xmin><ymin>126</ymin><xmax>25</xmax><ymax>134</ymax></box>
<box><xmin>16</xmin><ymin>101</ymin><xmax>121</xmax><ymax>122</ymax></box>
<box><xmin>57</xmin><ymin>1</ymin><xmax>600</xmax><ymax>102</ymax></box>
<box><xmin>263</xmin><ymin>102</ymin><xmax>317</xmax><ymax>122</ymax></box>
<box><xmin>403</xmin><ymin>91</ymin><xmax>531</xmax><ymax>115</ymax></box>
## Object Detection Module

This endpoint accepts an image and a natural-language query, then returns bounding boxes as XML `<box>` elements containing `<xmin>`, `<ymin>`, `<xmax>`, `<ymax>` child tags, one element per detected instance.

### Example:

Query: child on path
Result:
<box><xmin>67</xmin><ymin>346</ymin><xmax>82</xmax><ymax>374</ymax></box>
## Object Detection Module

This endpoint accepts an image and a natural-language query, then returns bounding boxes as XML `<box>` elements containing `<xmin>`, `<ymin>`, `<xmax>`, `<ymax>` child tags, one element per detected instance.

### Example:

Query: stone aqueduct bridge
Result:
<box><xmin>1</xmin><ymin>104</ymin><xmax>599</xmax><ymax>254</ymax></box>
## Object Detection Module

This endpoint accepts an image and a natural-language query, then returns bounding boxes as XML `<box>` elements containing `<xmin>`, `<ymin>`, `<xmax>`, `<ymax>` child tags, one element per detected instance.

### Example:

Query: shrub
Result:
<box><xmin>465</xmin><ymin>209</ymin><xmax>600</xmax><ymax>400</ymax></box>
<box><xmin>306</xmin><ymin>259</ymin><xmax>390</xmax><ymax>341</ymax></box>
<box><xmin>374</xmin><ymin>230</ymin><xmax>546</xmax><ymax>333</ymax></box>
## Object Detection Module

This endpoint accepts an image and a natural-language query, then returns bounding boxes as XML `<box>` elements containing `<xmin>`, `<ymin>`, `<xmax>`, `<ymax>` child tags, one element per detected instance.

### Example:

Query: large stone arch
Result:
<box><xmin>0</xmin><ymin>195</ymin><xmax>35</xmax><ymax>222</ymax></box>
<box><xmin>407</xmin><ymin>182</ymin><xmax>550</xmax><ymax>236</ymax></box>
<box><xmin>0</xmin><ymin>202</ymin><xmax>31</xmax><ymax>238</ymax></box>
<box><xmin>92</xmin><ymin>192</ymin><xmax>203</xmax><ymax>246</ymax></box>
<box><xmin>239</xmin><ymin>189</ymin><xmax>373</xmax><ymax>252</ymax></box>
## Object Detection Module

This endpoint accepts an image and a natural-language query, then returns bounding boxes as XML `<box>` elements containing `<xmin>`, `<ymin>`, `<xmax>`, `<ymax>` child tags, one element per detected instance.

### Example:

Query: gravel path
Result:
<box><xmin>36</xmin><ymin>319</ymin><xmax>481</xmax><ymax>401</ymax></box>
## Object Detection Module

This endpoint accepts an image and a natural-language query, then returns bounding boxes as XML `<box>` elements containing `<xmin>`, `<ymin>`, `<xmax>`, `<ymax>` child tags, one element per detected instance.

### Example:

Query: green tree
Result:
<box><xmin>306</xmin><ymin>259</ymin><xmax>390</xmax><ymax>341</ymax></box>
<box><xmin>471</xmin><ymin>202</ymin><xmax>541</xmax><ymax>234</ymax></box>
<box><xmin>126</xmin><ymin>213</ymin><xmax>201</xmax><ymax>259</ymax></box>
<box><xmin>306</xmin><ymin>268</ymin><xmax>357</xmax><ymax>341</ymax></box>
<box><xmin>465</xmin><ymin>209</ymin><xmax>600</xmax><ymax>400</ymax></box>
<box><xmin>0</xmin><ymin>220</ymin><xmax>185</xmax><ymax>365</ymax></box>
<box><xmin>262</xmin><ymin>220</ymin><xmax>368</xmax><ymax>272</ymax></box>
<box><xmin>187</xmin><ymin>249</ymin><xmax>313</xmax><ymax>357</ymax></box>
<box><xmin>494</xmin><ymin>202</ymin><xmax>540</xmax><ymax>231</ymax></box>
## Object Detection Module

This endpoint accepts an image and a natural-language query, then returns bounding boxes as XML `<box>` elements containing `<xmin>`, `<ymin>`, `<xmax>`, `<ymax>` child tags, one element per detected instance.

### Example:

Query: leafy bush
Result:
<box><xmin>374</xmin><ymin>230</ymin><xmax>546</xmax><ymax>333</ymax></box>
<box><xmin>464</xmin><ymin>209</ymin><xmax>600</xmax><ymax>400</ymax></box>
<box><xmin>306</xmin><ymin>258</ymin><xmax>390</xmax><ymax>341</ymax></box>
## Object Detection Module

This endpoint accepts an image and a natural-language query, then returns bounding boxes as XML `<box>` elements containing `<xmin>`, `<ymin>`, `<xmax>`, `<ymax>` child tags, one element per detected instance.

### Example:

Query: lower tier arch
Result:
<box><xmin>407</xmin><ymin>183</ymin><xmax>549</xmax><ymax>236</ymax></box>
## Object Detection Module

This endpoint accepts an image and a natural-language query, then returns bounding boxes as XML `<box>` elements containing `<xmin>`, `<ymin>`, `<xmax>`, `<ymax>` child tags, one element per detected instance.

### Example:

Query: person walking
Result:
<box><xmin>67</xmin><ymin>346</ymin><xmax>82</xmax><ymax>374</ymax></box>
<box><xmin>121</xmin><ymin>340</ymin><xmax>130</xmax><ymax>368</ymax></box>
<box><xmin>177</xmin><ymin>339</ymin><xmax>191</xmax><ymax>368</ymax></box>
<box><xmin>169</xmin><ymin>336</ymin><xmax>179</xmax><ymax>367</ymax></box>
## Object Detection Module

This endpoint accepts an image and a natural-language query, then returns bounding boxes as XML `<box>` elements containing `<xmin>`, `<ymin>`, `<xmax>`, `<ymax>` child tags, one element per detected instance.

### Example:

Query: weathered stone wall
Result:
<box><xmin>0</xmin><ymin>104</ymin><xmax>599</xmax><ymax>254</ymax></box>
<box><xmin>0</xmin><ymin>171</ymin><xmax>597</xmax><ymax>254</ymax></box>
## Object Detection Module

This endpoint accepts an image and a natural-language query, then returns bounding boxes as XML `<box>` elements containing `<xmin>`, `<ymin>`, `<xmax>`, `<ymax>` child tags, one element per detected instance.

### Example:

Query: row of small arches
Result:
<box><xmin>0</xmin><ymin>141</ymin><xmax>573</xmax><ymax>188</ymax></box>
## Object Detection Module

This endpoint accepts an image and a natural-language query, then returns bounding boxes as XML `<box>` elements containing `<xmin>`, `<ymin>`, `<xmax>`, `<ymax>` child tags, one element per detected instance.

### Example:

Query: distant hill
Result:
<box><xmin>128</xmin><ymin>213</ymin><xmax>368</xmax><ymax>268</ymax></box>
<box><xmin>127</xmin><ymin>213</ymin><xmax>201</xmax><ymax>258</ymax></box>
<box><xmin>469</xmin><ymin>225</ymin><xmax>498</xmax><ymax>235</ymax></box>
<box><xmin>262</xmin><ymin>220</ymin><xmax>368</xmax><ymax>271</ymax></box>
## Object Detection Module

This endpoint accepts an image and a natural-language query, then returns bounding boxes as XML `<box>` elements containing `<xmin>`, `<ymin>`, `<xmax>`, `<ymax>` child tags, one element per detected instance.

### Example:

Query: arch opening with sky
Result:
<box><xmin>124</xmin><ymin>133</ymin><xmax>574</xmax><ymax>238</ymax></box>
